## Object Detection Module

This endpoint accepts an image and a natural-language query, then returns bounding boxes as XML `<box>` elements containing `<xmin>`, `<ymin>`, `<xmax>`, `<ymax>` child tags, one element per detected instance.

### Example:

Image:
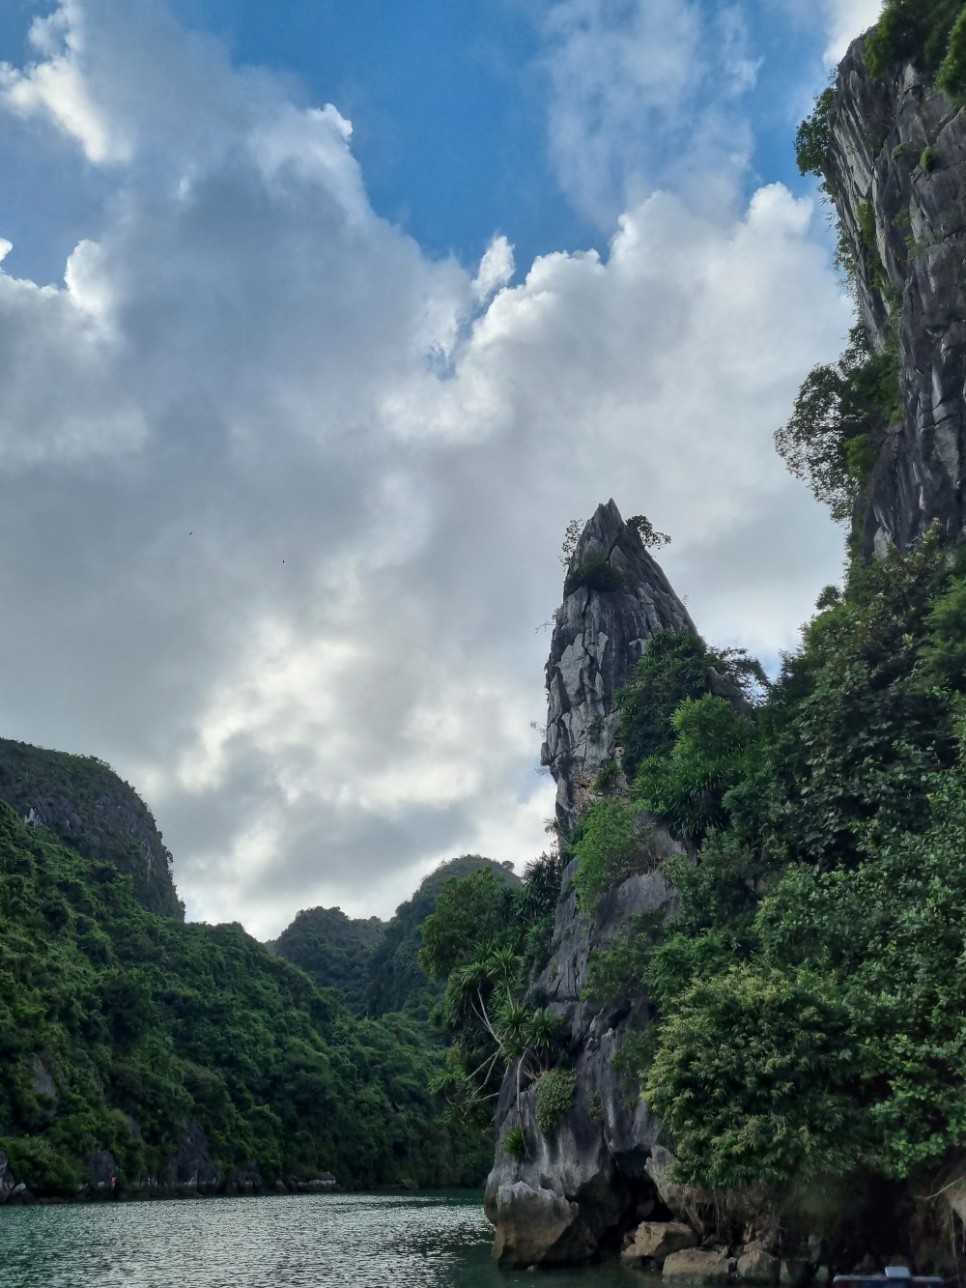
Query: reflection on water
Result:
<box><xmin>0</xmin><ymin>1191</ymin><xmax>658</xmax><ymax>1288</ymax></box>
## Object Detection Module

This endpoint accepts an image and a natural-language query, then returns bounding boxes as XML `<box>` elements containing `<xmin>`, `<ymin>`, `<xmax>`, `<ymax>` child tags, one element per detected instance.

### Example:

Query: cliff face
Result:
<box><xmin>542</xmin><ymin>500</ymin><xmax>695</xmax><ymax>829</ymax></box>
<box><xmin>486</xmin><ymin>503</ymin><xmax>691</xmax><ymax>1266</ymax></box>
<box><xmin>0</xmin><ymin>738</ymin><xmax>182</xmax><ymax>918</ymax></box>
<box><xmin>826</xmin><ymin>40</ymin><xmax>966</xmax><ymax>554</ymax></box>
<box><xmin>484</xmin><ymin>28</ymin><xmax>966</xmax><ymax>1274</ymax></box>
<box><xmin>484</xmin><ymin>863</ymin><xmax>679</xmax><ymax>1266</ymax></box>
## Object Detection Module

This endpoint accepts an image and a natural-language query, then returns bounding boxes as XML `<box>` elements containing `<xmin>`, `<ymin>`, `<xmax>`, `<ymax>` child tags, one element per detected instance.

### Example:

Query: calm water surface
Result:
<box><xmin>1</xmin><ymin>1190</ymin><xmax>660</xmax><ymax>1288</ymax></box>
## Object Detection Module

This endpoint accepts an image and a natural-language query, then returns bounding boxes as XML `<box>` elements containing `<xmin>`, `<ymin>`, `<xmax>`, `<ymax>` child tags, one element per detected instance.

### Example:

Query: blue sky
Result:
<box><xmin>1</xmin><ymin>0</ymin><xmax>851</xmax><ymax>278</ymax></box>
<box><xmin>0</xmin><ymin>0</ymin><xmax>880</xmax><ymax>933</ymax></box>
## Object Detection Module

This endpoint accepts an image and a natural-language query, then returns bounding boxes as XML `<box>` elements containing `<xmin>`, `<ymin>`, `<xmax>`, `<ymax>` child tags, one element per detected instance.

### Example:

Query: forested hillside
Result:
<box><xmin>269</xmin><ymin>857</ymin><xmax>519</xmax><ymax>1019</ymax></box>
<box><xmin>0</xmin><ymin>804</ymin><xmax>488</xmax><ymax>1198</ymax></box>
<box><xmin>269</xmin><ymin>906</ymin><xmax>385</xmax><ymax>1016</ymax></box>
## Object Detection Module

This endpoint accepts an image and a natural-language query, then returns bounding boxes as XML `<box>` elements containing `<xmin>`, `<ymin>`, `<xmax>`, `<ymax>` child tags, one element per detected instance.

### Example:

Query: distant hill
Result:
<box><xmin>0</xmin><ymin>801</ymin><xmax>491</xmax><ymax>1198</ymax></box>
<box><xmin>366</xmin><ymin>855</ymin><xmax>520</xmax><ymax>1017</ymax></box>
<box><xmin>0</xmin><ymin>738</ymin><xmax>183</xmax><ymax>919</ymax></box>
<box><xmin>268</xmin><ymin>907</ymin><xmax>385</xmax><ymax>1016</ymax></box>
<box><xmin>271</xmin><ymin>855</ymin><xmax>521</xmax><ymax>1018</ymax></box>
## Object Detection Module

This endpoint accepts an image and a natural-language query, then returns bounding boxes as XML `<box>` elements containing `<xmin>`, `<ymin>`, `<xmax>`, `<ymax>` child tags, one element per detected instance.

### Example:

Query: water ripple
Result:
<box><xmin>0</xmin><ymin>1191</ymin><xmax>654</xmax><ymax>1288</ymax></box>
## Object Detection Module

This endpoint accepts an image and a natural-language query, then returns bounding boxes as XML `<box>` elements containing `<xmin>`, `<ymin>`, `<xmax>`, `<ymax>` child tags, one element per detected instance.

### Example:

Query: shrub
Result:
<box><xmin>535</xmin><ymin>1067</ymin><xmax>576</xmax><ymax>1136</ymax></box>
<box><xmin>795</xmin><ymin>87</ymin><xmax>835</xmax><ymax>177</ymax></box>
<box><xmin>501</xmin><ymin>1124</ymin><xmax>526</xmax><ymax>1160</ymax></box>
<box><xmin>919</xmin><ymin>145</ymin><xmax>940</xmax><ymax>172</ymax></box>
<box><xmin>627</xmin><ymin>515</ymin><xmax>671</xmax><ymax>549</ymax></box>
<box><xmin>616</xmin><ymin>631</ymin><xmax>718</xmax><ymax>775</ymax></box>
<box><xmin>564</xmin><ymin>555</ymin><xmax>624</xmax><ymax>597</ymax></box>
<box><xmin>865</xmin><ymin>0</ymin><xmax>966</xmax><ymax>81</ymax></box>
<box><xmin>583</xmin><ymin>910</ymin><xmax>665</xmax><ymax>1003</ymax></box>
<box><xmin>634</xmin><ymin>695</ymin><xmax>756</xmax><ymax>841</ymax></box>
<box><xmin>844</xmin><ymin>433</ymin><xmax>876</xmax><ymax>484</ymax></box>
<box><xmin>2</xmin><ymin>1135</ymin><xmax>83</xmax><ymax>1195</ymax></box>
<box><xmin>572</xmin><ymin>799</ymin><xmax>657</xmax><ymax>911</ymax></box>
<box><xmin>865</xmin><ymin>0</ymin><xmax>932</xmax><ymax>78</ymax></box>
<box><xmin>644</xmin><ymin>965</ymin><xmax>858</xmax><ymax>1189</ymax></box>
<box><xmin>775</xmin><ymin>326</ymin><xmax>898</xmax><ymax>521</ymax></box>
<box><xmin>617</xmin><ymin>630</ymin><xmax>765</xmax><ymax>779</ymax></box>
<box><xmin>594</xmin><ymin>760</ymin><xmax>620</xmax><ymax>792</ymax></box>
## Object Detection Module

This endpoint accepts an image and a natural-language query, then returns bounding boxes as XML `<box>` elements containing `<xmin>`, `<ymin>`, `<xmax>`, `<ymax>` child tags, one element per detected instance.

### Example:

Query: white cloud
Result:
<box><xmin>821</xmin><ymin>0</ymin><xmax>882</xmax><ymax>63</ymax></box>
<box><xmin>536</xmin><ymin>0</ymin><xmax>760</xmax><ymax>225</ymax></box>
<box><xmin>0</xmin><ymin>0</ymin><xmax>851</xmax><ymax>938</ymax></box>
<box><xmin>0</xmin><ymin>0</ymin><xmax>125</xmax><ymax>163</ymax></box>
<box><xmin>771</xmin><ymin>0</ymin><xmax>883</xmax><ymax>65</ymax></box>
<box><xmin>473</xmin><ymin>235</ymin><xmax>516</xmax><ymax>304</ymax></box>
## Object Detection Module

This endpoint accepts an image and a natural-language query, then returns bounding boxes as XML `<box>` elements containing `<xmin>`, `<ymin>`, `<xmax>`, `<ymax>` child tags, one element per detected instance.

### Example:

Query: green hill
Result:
<box><xmin>0</xmin><ymin>803</ymin><xmax>485</xmax><ymax>1198</ymax></box>
<box><xmin>269</xmin><ymin>906</ymin><xmax>385</xmax><ymax>1016</ymax></box>
<box><xmin>366</xmin><ymin>855</ymin><xmax>520</xmax><ymax>1017</ymax></box>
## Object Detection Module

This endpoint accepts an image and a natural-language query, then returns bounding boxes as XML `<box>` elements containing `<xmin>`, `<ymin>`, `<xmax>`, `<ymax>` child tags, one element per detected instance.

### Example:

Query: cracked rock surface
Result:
<box><xmin>825</xmin><ymin>41</ymin><xmax>966</xmax><ymax>554</ymax></box>
<box><xmin>541</xmin><ymin>499</ymin><xmax>695</xmax><ymax>830</ymax></box>
<box><xmin>486</xmin><ymin>502</ymin><xmax>689</xmax><ymax>1267</ymax></box>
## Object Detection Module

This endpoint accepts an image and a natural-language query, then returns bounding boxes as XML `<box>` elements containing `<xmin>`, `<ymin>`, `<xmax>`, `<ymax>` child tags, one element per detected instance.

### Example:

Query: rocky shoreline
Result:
<box><xmin>0</xmin><ymin>1145</ymin><xmax>342</xmax><ymax>1205</ymax></box>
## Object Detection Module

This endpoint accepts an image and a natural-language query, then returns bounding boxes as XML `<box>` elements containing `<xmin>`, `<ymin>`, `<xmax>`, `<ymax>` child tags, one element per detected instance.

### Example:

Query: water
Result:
<box><xmin>0</xmin><ymin>1190</ymin><xmax>658</xmax><ymax>1288</ymax></box>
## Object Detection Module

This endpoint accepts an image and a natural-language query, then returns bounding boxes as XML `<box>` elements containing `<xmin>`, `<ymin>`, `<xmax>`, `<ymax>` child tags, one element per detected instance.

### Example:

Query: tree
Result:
<box><xmin>774</xmin><ymin>326</ymin><xmax>896</xmax><ymax>522</ymax></box>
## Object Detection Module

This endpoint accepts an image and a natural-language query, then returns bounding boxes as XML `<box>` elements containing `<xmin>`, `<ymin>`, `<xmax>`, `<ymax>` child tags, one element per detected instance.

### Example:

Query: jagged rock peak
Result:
<box><xmin>541</xmin><ymin>500</ymin><xmax>695</xmax><ymax>828</ymax></box>
<box><xmin>825</xmin><ymin>37</ymin><xmax>966</xmax><ymax>555</ymax></box>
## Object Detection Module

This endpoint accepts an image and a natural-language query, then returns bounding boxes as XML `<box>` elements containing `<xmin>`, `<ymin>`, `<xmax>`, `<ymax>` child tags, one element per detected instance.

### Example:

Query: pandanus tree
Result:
<box><xmin>420</xmin><ymin>867</ymin><xmax>562</xmax><ymax>1129</ymax></box>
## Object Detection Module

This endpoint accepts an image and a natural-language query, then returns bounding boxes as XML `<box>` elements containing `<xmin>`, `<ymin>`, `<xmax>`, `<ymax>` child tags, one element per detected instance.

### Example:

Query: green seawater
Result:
<box><xmin>0</xmin><ymin>1190</ymin><xmax>660</xmax><ymax>1288</ymax></box>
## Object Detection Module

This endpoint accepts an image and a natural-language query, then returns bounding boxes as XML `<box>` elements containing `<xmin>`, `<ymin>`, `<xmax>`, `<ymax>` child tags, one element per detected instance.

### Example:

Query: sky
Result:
<box><xmin>0</xmin><ymin>0</ymin><xmax>882</xmax><ymax>937</ymax></box>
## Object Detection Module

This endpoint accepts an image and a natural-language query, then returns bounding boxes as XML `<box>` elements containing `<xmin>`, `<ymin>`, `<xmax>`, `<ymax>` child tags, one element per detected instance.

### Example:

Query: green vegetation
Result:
<box><xmin>570</xmin><ymin>798</ymin><xmax>658</xmax><ymax>911</ymax></box>
<box><xmin>937</xmin><ymin>6</ymin><xmax>966</xmax><ymax>98</ymax></box>
<box><xmin>615</xmin><ymin>630</ymin><xmax>764</xmax><ymax>780</ymax></box>
<box><xmin>570</xmin><ymin>530</ymin><xmax>966</xmax><ymax>1198</ymax></box>
<box><xmin>627</xmin><ymin>515</ymin><xmax>671</xmax><ymax>550</ymax></box>
<box><xmin>920</xmin><ymin>144</ymin><xmax>940</xmax><ymax>172</ymax></box>
<box><xmin>564</xmin><ymin>555</ymin><xmax>625</xmax><ymax>597</ymax></box>
<box><xmin>366</xmin><ymin>855</ymin><xmax>519</xmax><ymax>1017</ymax></box>
<box><xmin>420</xmin><ymin>857</ymin><xmax>562</xmax><ymax>1128</ymax></box>
<box><xmin>795</xmin><ymin>87</ymin><xmax>835</xmax><ymax>178</ymax></box>
<box><xmin>774</xmin><ymin>326</ymin><xmax>898</xmax><ymax>522</ymax></box>
<box><xmin>535</xmin><ymin>1067</ymin><xmax>576</xmax><ymax>1137</ymax></box>
<box><xmin>270</xmin><ymin>906</ymin><xmax>384</xmax><ymax>1015</ymax></box>
<box><xmin>0</xmin><ymin>807</ymin><xmax>489</xmax><ymax>1196</ymax></box>
<box><xmin>501</xmin><ymin>1124</ymin><xmax>526</xmax><ymax>1160</ymax></box>
<box><xmin>594</xmin><ymin>760</ymin><xmax>620</xmax><ymax>792</ymax></box>
<box><xmin>634</xmin><ymin>694</ymin><xmax>756</xmax><ymax>842</ymax></box>
<box><xmin>0</xmin><ymin>738</ymin><xmax>183</xmax><ymax>919</ymax></box>
<box><xmin>865</xmin><ymin>0</ymin><xmax>966</xmax><ymax>91</ymax></box>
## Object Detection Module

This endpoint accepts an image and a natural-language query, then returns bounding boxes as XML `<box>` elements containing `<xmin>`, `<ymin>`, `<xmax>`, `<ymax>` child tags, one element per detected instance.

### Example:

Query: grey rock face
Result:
<box><xmin>166</xmin><ymin>1118</ymin><xmax>220</xmax><ymax>1192</ymax></box>
<box><xmin>824</xmin><ymin>42</ymin><xmax>966</xmax><ymax>554</ymax></box>
<box><xmin>0</xmin><ymin>1151</ymin><xmax>15</xmax><ymax>1203</ymax></box>
<box><xmin>87</xmin><ymin>1149</ymin><xmax>118</xmax><ymax>1194</ymax></box>
<box><xmin>0</xmin><ymin>737</ymin><xmax>183</xmax><ymax>918</ymax></box>
<box><xmin>484</xmin><ymin>863</ymin><xmax>679</xmax><ymax>1265</ymax></box>
<box><xmin>542</xmin><ymin>500</ymin><xmax>695</xmax><ymax>828</ymax></box>
<box><xmin>486</xmin><ymin>504</ymin><xmax>696</xmax><ymax>1266</ymax></box>
<box><xmin>663</xmin><ymin>1246</ymin><xmax>733</xmax><ymax>1282</ymax></box>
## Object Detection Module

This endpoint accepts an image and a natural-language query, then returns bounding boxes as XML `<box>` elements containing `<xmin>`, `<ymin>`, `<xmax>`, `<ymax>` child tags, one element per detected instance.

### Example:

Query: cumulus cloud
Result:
<box><xmin>772</xmin><ymin>0</ymin><xmax>883</xmax><ymax>65</ymax></box>
<box><xmin>0</xmin><ymin>0</ymin><xmax>850</xmax><ymax>937</ymax></box>
<box><xmin>535</xmin><ymin>0</ymin><xmax>761</xmax><ymax>225</ymax></box>
<box><xmin>820</xmin><ymin>0</ymin><xmax>883</xmax><ymax>63</ymax></box>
